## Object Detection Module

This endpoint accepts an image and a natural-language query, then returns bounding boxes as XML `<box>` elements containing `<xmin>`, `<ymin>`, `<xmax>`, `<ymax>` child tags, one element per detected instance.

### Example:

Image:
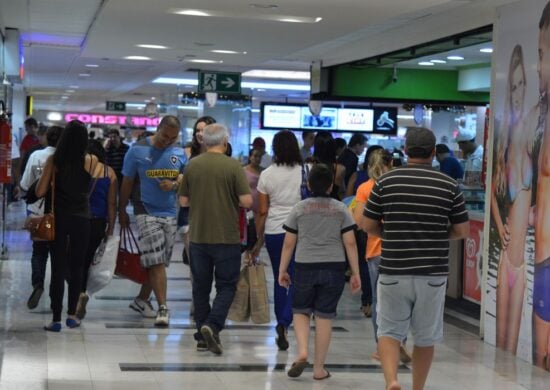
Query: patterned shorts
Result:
<box><xmin>136</xmin><ymin>215</ymin><xmax>177</xmax><ymax>268</ymax></box>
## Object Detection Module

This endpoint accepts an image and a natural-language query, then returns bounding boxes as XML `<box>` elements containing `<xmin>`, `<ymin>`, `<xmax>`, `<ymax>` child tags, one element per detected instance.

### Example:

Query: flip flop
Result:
<box><xmin>287</xmin><ymin>360</ymin><xmax>309</xmax><ymax>378</ymax></box>
<box><xmin>313</xmin><ymin>369</ymin><xmax>331</xmax><ymax>380</ymax></box>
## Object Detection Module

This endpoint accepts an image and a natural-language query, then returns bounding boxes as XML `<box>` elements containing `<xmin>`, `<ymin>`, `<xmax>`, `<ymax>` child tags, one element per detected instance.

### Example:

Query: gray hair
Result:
<box><xmin>203</xmin><ymin>123</ymin><xmax>229</xmax><ymax>147</ymax></box>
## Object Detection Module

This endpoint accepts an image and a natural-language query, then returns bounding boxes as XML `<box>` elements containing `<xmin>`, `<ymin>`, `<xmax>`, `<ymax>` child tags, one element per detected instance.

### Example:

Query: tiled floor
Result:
<box><xmin>0</xmin><ymin>200</ymin><xmax>549</xmax><ymax>389</ymax></box>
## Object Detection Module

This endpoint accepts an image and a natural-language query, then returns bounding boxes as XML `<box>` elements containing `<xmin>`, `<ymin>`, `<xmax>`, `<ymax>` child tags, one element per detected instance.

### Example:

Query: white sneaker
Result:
<box><xmin>129</xmin><ymin>298</ymin><xmax>156</xmax><ymax>318</ymax></box>
<box><xmin>155</xmin><ymin>305</ymin><xmax>170</xmax><ymax>327</ymax></box>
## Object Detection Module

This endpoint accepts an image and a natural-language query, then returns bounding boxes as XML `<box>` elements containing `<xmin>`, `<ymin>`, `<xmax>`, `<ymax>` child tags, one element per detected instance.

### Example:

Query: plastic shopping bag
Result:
<box><xmin>87</xmin><ymin>235</ymin><xmax>120</xmax><ymax>295</ymax></box>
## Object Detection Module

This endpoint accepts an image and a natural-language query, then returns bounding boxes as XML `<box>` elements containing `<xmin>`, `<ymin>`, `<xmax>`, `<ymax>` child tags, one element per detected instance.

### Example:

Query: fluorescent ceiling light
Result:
<box><xmin>418</xmin><ymin>62</ymin><xmax>434</xmax><ymax>66</ymax></box>
<box><xmin>152</xmin><ymin>77</ymin><xmax>309</xmax><ymax>91</ymax></box>
<box><xmin>69</xmin><ymin>85</ymin><xmax>79</xmax><ymax>88</ymax></box>
<box><xmin>65</xmin><ymin>89</ymin><xmax>75</xmax><ymax>93</ymax></box>
<box><xmin>447</xmin><ymin>55</ymin><xmax>464</xmax><ymax>60</ymax></box>
<box><xmin>171</xmin><ymin>9</ymin><xmax>210</xmax><ymax>16</ymax></box>
<box><xmin>61</xmin><ymin>96</ymin><xmax>69</xmax><ymax>99</ymax></box>
<box><xmin>126</xmin><ymin>103</ymin><xmax>146</xmax><ymax>108</ymax></box>
<box><xmin>170</xmin><ymin>8</ymin><xmax>320</xmax><ymax>23</ymax></box>
<box><xmin>85</xmin><ymin>64</ymin><xmax>99</xmax><ymax>68</ymax></box>
<box><xmin>153</xmin><ymin>77</ymin><xmax>198</xmax><ymax>85</ymax></box>
<box><xmin>430</xmin><ymin>59</ymin><xmax>446</xmax><ymax>64</ymax></box>
<box><xmin>137</xmin><ymin>44</ymin><xmax>169</xmax><ymax>49</ymax></box>
<box><xmin>78</xmin><ymin>73</ymin><xmax>91</xmax><ymax>77</ymax></box>
<box><xmin>188</xmin><ymin>59</ymin><xmax>223</xmax><ymax>63</ymax></box>
<box><xmin>242</xmin><ymin>69</ymin><xmax>310</xmax><ymax>80</ymax></box>
<box><xmin>125</xmin><ymin>55</ymin><xmax>152</xmax><ymax>60</ymax></box>
<box><xmin>242</xmin><ymin>81</ymin><xmax>309</xmax><ymax>91</ymax></box>
<box><xmin>480</xmin><ymin>47</ymin><xmax>493</xmax><ymax>53</ymax></box>
<box><xmin>210</xmin><ymin>50</ymin><xmax>246</xmax><ymax>54</ymax></box>
<box><xmin>47</xmin><ymin>112</ymin><xmax>62</xmax><ymax>121</ymax></box>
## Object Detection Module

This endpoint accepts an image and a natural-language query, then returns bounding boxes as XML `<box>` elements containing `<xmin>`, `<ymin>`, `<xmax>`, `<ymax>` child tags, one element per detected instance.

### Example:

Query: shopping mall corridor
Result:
<box><xmin>0</xmin><ymin>200</ymin><xmax>548</xmax><ymax>390</ymax></box>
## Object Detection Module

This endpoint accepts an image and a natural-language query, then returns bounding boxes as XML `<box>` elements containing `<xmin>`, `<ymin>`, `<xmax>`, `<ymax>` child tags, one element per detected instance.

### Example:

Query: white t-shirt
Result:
<box><xmin>20</xmin><ymin>146</ymin><xmax>55</xmax><ymax>215</ymax></box>
<box><xmin>257</xmin><ymin>164</ymin><xmax>301</xmax><ymax>234</ymax></box>
<box><xmin>465</xmin><ymin>145</ymin><xmax>484</xmax><ymax>172</ymax></box>
<box><xmin>11</xmin><ymin>131</ymin><xmax>20</xmax><ymax>159</ymax></box>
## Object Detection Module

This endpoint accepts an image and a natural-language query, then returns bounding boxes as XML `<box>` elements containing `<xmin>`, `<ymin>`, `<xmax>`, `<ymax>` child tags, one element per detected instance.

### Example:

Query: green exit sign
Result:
<box><xmin>198</xmin><ymin>71</ymin><xmax>241</xmax><ymax>94</ymax></box>
<box><xmin>106</xmin><ymin>101</ymin><xmax>126</xmax><ymax>112</ymax></box>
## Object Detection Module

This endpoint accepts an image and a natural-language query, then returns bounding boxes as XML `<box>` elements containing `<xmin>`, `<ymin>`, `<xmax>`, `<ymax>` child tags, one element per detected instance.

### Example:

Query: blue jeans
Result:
<box><xmin>367</xmin><ymin>256</ymin><xmax>381</xmax><ymax>342</ymax></box>
<box><xmin>31</xmin><ymin>240</ymin><xmax>52</xmax><ymax>288</ymax></box>
<box><xmin>265</xmin><ymin>233</ymin><xmax>295</xmax><ymax>328</ymax></box>
<box><xmin>189</xmin><ymin>242</ymin><xmax>241</xmax><ymax>338</ymax></box>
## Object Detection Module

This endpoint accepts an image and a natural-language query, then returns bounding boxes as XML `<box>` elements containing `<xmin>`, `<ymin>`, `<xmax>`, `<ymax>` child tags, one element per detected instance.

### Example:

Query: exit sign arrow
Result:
<box><xmin>221</xmin><ymin>77</ymin><xmax>235</xmax><ymax>89</ymax></box>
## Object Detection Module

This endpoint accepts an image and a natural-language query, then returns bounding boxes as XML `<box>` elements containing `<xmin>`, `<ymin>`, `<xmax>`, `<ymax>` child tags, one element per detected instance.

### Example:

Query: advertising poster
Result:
<box><xmin>463</xmin><ymin>220</ymin><xmax>483</xmax><ymax>303</ymax></box>
<box><xmin>485</xmin><ymin>0</ymin><xmax>550</xmax><ymax>370</ymax></box>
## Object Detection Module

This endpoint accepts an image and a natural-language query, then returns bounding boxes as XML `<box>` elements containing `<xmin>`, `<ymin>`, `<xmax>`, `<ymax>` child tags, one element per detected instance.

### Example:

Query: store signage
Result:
<box><xmin>198</xmin><ymin>71</ymin><xmax>241</xmax><ymax>94</ymax></box>
<box><xmin>106</xmin><ymin>101</ymin><xmax>126</xmax><ymax>112</ymax></box>
<box><xmin>64</xmin><ymin>113</ymin><xmax>161</xmax><ymax>126</ymax></box>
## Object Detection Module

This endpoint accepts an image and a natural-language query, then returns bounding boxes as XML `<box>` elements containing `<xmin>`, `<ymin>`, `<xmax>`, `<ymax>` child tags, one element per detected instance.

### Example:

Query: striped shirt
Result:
<box><xmin>364</xmin><ymin>165</ymin><xmax>468</xmax><ymax>276</ymax></box>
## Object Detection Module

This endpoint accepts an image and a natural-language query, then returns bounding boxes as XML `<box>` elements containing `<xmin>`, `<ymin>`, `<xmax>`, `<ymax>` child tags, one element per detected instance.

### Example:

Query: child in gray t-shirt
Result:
<box><xmin>279</xmin><ymin>163</ymin><xmax>361</xmax><ymax>381</ymax></box>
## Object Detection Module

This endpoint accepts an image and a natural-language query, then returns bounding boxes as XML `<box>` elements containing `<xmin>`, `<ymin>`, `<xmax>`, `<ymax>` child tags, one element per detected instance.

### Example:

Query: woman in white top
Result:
<box><xmin>250</xmin><ymin>130</ymin><xmax>303</xmax><ymax>351</ymax></box>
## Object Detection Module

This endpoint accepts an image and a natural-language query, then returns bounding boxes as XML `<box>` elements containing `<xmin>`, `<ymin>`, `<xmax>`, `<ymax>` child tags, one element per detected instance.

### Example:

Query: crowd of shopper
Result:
<box><xmin>17</xmin><ymin>116</ymin><xmax>470</xmax><ymax>388</ymax></box>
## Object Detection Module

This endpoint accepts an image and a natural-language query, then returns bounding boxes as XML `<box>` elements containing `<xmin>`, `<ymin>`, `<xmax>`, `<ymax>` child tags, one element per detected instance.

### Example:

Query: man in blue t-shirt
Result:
<box><xmin>118</xmin><ymin>115</ymin><xmax>187</xmax><ymax>327</ymax></box>
<box><xmin>436</xmin><ymin>143</ymin><xmax>464</xmax><ymax>181</ymax></box>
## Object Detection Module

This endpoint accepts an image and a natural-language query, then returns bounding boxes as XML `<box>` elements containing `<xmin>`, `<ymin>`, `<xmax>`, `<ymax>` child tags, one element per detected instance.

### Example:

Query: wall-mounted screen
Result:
<box><xmin>262</xmin><ymin>104</ymin><xmax>301</xmax><ymax>129</ymax></box>
<box><xmin>373</xmin><ymin>107</ymin><xmax>398</xmax><ymax>134</ymax></box>
<box><xmin>338</xmin><ymin>108</ymin><xmax>374</xmax><ymax>131</ymax></box>
<box><xmin>300</xmin><ymin>107</ymin><xmax>338</xmax><ymax>130</ymax></box>
<box><xmin>260</xmin><ymin>103</ymin><xmax>398</xmax><ymax>134</ymax></box>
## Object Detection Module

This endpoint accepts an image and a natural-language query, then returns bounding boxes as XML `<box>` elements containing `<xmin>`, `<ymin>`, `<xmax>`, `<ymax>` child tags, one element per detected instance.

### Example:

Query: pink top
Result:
<box><xmin>244</xmin><ymin>167</ymin><xmax>260</xmax><ymax>214</ymax></box>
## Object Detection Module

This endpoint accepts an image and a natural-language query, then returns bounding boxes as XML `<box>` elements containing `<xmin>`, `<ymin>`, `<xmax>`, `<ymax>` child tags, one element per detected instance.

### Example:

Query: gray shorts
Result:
<box><xmin>136</xmin><ymin>215</ymin><xmax>177</xmax><ymax>268</ymax></box>
<box><xmin>377</xmin><ymin>274</ymin><xmax>447</xmax><ymax>347</ymax></box>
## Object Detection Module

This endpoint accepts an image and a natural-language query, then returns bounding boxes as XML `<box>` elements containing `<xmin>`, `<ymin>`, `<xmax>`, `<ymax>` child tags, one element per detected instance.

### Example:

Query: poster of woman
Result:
<box><xmin>486</xmin><ymin>0</ymin><xmax>550</xmax><ymax>370</ymax></box>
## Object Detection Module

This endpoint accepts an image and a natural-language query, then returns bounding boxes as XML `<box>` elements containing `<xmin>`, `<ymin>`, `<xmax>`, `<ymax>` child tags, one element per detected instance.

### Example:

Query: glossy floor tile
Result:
<box><xmin>0</xmin><ymin>201</ymin><xmax>548</xmax><ymax>389</ymax></box>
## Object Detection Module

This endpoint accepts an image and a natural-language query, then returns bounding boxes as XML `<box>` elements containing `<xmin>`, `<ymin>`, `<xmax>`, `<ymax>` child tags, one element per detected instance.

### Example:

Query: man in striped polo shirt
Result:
<box><xmin>364</xmin><ymin>127</ymin><xmax>469</xmax><ymax>390</ymax></box>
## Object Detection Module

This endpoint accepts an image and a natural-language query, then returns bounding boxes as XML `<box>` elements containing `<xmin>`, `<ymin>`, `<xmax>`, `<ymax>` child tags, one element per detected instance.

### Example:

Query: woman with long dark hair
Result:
<box><xmin>313</xmin><ymin>132</ymin><xmax>346</xmax><ymax>200</ymax></box>
<box><xmin>186</xmin><ymin>116</ymin><xmax>217</xmax><ymax>159</ymax></box>
<box><xmin>250</xmin><ymin>130</ymin><xmax>303</xmax><ymax>351</ymax></box>
<box><xmin>36</xmin><ymin>120</ymin><xmax>97</xmax><ymax>331</ymax></box>
<box><xmin>76</xmin><ymin>139</ymin><xmax>118</xmax><ymax>319</ymax></box>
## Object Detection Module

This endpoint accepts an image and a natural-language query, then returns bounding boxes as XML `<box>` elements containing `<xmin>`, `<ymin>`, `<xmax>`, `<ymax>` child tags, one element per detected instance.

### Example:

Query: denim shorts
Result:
<box><xmin>377</xmin><ymin>274</ymin><xmax>447</xmax><ymax>347</ymax></box>
<box><xmin>292</xmin><ymin>268</ymin><xmax>346</xmax><ymax>319</ymax></box>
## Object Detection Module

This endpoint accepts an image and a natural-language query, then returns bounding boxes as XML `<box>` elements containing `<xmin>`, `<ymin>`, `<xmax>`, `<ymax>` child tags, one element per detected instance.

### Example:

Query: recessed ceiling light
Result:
<box><xmin>188</xmin><ymin>59</ymin><xmax>223</xmax><ymax>63</ymax></box>
<box><xmin>69</xmin><ymin>85</ymin><xmax>79</xmax><ymax>88</ymax></box>
<box><xmin>137</xmin><ymin>44</ymin><xmax>169</xmax><ymax>49</ymax></box>
<box><xmin>85</xmin><ymin>64</ymin><xmax>99</xmax><ymax>68</ymax></box>
<box><xmin>210</xmin><ymin>50</ymin><xmax>246</xmax><ymax>54</ymax></box>
<box><xmin>447</xmin><ymin>55</ymin><xmax>464</xmax><ymax>60</ymax></box>
<box><xmin>430</xmin><ymin>59</ymin><xmax>447</xmax><ymax>64</ymax></box>
<box><xmin>418</xmin><ymin>61</ymin><xmax>435</xmax><ymax>66</ymax></box>
<box><xmin>124</xmin><ymin>56</ymin><xmax>152</xmax><ymax>60</ymax></box>
<box><xmin>65</xmin><ymin>89</ymin><xmax>75</xmax><ymax>93</ymax></box>
<box><xmin>78</xmin><ymin>73</ymin><xmax>91</xmax><ymax>77</ymax></box>
<box><xmin>480</xmin><ymin>47</ymin><xmax>493</xmax><ymax>53</ymax></box>
<box><xmin>249</xmin><ymin>3</ymin><xmax>278</xmax><ymax>9</ymax></box>
<box><xmin>61</xmin><ymin>96</ymin><xmax>69</xmax><ymax>99</ymax></box>
<box><xmin>171</xmin><ymin>9</ymin><xmax>210</xmax><ymax>16</ymax></box>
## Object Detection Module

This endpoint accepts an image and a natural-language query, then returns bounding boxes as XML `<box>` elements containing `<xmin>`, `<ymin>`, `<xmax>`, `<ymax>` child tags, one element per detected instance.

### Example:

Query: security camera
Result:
<box><xmin>392</xmin><ymin>65</ymin><xmax>398</xmax><ymax>83</ymax></box>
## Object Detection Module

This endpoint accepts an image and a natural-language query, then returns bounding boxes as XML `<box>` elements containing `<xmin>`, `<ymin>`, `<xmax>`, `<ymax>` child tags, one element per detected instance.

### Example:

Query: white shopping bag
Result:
<box><xmin>87</xmin><ymin>235</ymin><xmax>120</xmax><ymax>295</ymax></box>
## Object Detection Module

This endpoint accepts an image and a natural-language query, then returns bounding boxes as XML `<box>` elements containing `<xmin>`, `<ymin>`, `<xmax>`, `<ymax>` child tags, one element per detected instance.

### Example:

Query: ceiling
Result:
<box><xmin>0</xmin><ymin>0</ymin><xmax>516</xmax><ymax>114</ymax></box>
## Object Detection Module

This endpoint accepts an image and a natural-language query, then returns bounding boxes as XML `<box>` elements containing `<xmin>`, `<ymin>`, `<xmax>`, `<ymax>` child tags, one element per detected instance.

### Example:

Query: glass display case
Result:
<box><xmin>461</xmin><ymin>185</ymin><xmax>485</xmax><ymax>211</ymax></box>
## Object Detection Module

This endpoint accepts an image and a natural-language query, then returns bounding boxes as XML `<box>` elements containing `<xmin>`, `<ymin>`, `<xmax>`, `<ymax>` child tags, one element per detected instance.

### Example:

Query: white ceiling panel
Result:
<box><xmin>0</xmin><ymin>0</ymin><xmax>515</xmax><ymax>112</ymax></box>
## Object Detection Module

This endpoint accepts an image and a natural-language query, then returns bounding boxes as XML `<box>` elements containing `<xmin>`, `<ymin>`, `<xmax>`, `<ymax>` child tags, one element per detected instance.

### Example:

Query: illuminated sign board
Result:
<box><xmin>64</xmin><ymin>113</ymin><xmax>161</xmax><ymax>127</ymax></box>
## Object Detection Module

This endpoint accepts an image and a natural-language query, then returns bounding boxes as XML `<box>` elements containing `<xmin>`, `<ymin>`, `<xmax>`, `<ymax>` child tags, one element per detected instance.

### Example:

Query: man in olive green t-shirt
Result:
<box><xmin>179</xmin><ymin>123</ymin><xmax>252</xmax><ymax>355</ymax></box>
